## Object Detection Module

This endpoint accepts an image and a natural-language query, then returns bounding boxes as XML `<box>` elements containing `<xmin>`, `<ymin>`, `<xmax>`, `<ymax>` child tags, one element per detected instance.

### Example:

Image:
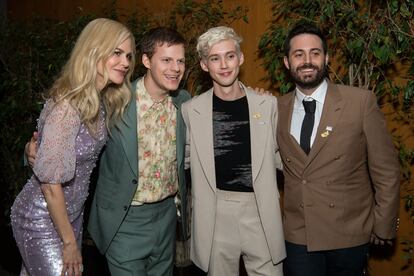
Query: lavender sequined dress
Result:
<box><xmin>11</xmin><ymin>99</ymin><xmax>107</xmax><ymax>276</ymax></box>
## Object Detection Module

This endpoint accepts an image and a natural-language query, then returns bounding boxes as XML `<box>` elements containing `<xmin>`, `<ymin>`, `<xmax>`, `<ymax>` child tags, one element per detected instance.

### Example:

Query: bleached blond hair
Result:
<box><xmin>48</xmin><ymin>18</ymin><xmax>136</xmax><ymax>132</ymax></box>
<box><xmin>196</xmin><ymin>26</ymin><xmax>242</xmax><ymax>59</ymax></box>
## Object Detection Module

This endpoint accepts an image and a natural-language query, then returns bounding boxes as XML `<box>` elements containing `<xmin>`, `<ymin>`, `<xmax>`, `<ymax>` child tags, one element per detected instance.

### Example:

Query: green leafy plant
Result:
<box><xmin>258</xmin><ymin>0</ymin><xmax>414</xmax><ymax>271</ymax></box>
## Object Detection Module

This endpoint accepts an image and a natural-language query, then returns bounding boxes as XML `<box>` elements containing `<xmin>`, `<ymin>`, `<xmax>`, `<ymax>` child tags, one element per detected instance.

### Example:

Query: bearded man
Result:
<box><xmin>277</xmin><ymin>21</ymin><xmax>400</xmax><ymax>276</ymax></box>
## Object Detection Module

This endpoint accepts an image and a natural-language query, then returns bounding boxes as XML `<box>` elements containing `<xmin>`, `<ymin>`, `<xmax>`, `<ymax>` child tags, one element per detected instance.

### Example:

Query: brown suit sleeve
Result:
<box><xmin>272</xmin><ymin>96</ymin><xmax>283</xmax><ymax>170</ymax></box>
<box><xmin>363</xmin><ymin>91</ymin><xmax>400</xmax><ymax>239</ymax></box>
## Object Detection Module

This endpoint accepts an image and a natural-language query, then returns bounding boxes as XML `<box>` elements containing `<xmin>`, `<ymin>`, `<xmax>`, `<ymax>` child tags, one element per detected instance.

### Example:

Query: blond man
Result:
<box><xmin>182</xmin><ymin>26</ymin><xmax>286</xmax><ymax>276</ymax></box>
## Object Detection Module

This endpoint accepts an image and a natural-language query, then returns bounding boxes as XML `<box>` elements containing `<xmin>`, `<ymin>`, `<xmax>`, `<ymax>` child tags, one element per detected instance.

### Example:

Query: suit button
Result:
<box><xmin>302</xmin><ymin>180</ymin><xmax>307</xmax><ymax>185</ymax></box>
<box><xmin>123</xmin><ymin>206</ymin><xmax>128</xmax><ymax>211</ymax></box>
<box><xmin>329</xmin><ymin>203</ymin><xmax>335</xmax><ymax>208</ymax></box>
<box><xmin>286</xmin><ymin>158</ymin><xmax>291</xmax><ymax>162</ymax></box>
<box><xmin>132</xmin><ymin>179</ymin><xmax>137</xmax><ymax>184</ymax></box>
<box><xmin>299</xmin><ymin>203</ymin><xmax>304</xmax><ymax>208</ymax></box>
<box><xmin>334</xmin><ymin>156</ymin><xmax>340</xmax><ymax>160</ymax></box>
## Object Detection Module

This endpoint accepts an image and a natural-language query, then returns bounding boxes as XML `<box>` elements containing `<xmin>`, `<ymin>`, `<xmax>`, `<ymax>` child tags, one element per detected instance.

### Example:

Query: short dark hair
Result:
<box><xmin>283</xmin><ymin>20</ymin><xmax>327</xmax><ymax>57</ymax></box>
<box><xmin>139</xmin><ymin>27</ymin><xmax>186</xmax><ymax>59</ymax></box>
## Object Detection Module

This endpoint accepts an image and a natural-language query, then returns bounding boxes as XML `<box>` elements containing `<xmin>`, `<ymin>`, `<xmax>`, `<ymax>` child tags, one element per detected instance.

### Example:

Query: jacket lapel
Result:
<box><xmin>280</xmin><ymin>92</ymin><xmax>306</xmax><ymax>159</ymax></box>
<box><xmin>245</xmin><ymin>88</ymin><xmax>270</xmax><ymax>183</ymax></box>
<box><xmin>305</xmin><ymin>82</ymin><xmax>344</xmax><ymax>167</ymax></box>
<box><xmin>189</xmin><ymin>89</ymin><xmax>216</xmax><ymax>191</ymax></box>
<box><xmin>117</xmin><ymin>80</ymin><xmax>139</xmax><ymax>177</ymax></box>
<box><xmin>172</xmin><ymin>89</ymin><xmax>190</xmax><ymax>173</ymax></box>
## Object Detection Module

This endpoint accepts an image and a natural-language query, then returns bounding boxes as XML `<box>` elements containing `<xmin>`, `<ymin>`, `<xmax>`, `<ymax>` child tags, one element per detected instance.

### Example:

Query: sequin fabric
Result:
<box><xmin>11</xmin><ymin>99</ymin><xmax>107</xmax><ymax>276</ymax></box>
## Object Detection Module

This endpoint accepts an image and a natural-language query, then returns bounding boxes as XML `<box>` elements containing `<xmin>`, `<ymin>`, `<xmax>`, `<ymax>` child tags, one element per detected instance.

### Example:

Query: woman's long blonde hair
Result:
<box><xmin>48</xmin><ymin>18</ymin><xmax>136</xmax><ymax>131</ymax></box>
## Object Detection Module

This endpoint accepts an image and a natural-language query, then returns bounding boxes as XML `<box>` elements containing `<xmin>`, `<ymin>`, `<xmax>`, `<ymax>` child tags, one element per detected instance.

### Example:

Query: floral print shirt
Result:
<box><xmin>132</xmin><ymin>78</ymin><xmax>178</xmax><ymax>204</ymax></box>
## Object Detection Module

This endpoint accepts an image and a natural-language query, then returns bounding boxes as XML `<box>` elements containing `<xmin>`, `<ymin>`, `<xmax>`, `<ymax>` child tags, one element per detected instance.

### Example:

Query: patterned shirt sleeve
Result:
<box><xmin>33</xmin><ymin>101</ymin><xmax>80</xmax><ymax>184</ymax></box>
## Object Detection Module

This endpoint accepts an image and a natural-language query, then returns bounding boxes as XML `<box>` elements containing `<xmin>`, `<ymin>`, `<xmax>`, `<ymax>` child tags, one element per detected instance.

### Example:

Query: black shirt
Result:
<box><xmin>213</xmin><ymin>93</ymin><xmax>253</xmax><ymax>192</ymax></box>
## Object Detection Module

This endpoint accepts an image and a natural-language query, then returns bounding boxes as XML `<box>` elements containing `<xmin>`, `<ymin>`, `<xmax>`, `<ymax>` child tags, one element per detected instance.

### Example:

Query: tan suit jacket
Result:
<box><xmin>277</xmin><ymin>82</ymin><xmax>400</xmax><ymax>251</ymax></box>
<box><xmin>182</xmin><ymin>84</ymin><xmax>286</xmax><ymax>272</ymax></box>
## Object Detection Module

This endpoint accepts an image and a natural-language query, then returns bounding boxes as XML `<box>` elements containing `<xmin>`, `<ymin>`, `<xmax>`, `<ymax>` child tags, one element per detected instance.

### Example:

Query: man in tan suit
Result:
<box><xmin>278</xmin><ymin>21</ymin><xmax>400</xmax><ymax>276</ymax></box>
<box><xmin>182</xmin><ymin>26</ymin><xmax>285</xmax><ymax>275</ymax></box>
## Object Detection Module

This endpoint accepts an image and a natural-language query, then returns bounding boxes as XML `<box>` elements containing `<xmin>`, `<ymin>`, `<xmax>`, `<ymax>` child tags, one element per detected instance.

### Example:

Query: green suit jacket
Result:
<box><xmin>88</xmin><ymin>78</ymin><xmax>191</xmax><ymax>254</ymax></box>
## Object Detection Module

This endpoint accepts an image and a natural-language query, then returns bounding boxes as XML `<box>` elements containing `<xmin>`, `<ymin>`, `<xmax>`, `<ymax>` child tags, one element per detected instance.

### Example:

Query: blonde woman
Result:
<box><xmin>10</xmin><ymin>18</ymin><xmax>135</xmax><ymax>276</ymax></box>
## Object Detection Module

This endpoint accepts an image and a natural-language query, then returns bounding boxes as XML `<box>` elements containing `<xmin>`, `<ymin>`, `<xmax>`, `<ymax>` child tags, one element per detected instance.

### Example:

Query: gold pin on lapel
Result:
<box><xmin>321</xmin><ymin>131</ymin><xmax>329</xmax><ymax>138</ymax></box>
<box><xmin>321</xmin><ymin>126</ymin><xmax>333</xmax><ymax>138</ymax></box>
<box><xmin>253</xmin><ymin>112</ymin><xmax>261</xmax><ymax>119</ymax></box>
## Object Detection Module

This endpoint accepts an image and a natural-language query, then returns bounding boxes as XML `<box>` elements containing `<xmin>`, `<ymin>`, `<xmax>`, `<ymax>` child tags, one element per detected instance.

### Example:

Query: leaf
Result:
<box><xmin>372</xmin><ymin>45</ymin><xmax>391</xmax><ymax>64</ymax></box>
<box><xmin>258</xmin><ymin>34</ymin><xmax>270</xmax><ymax>49</ymax></box>
<box><xmin>400</xmin><ymin>3</ymin><xmax>411</xmax><ymax>18</ymax></box>
<box><xmin>324</xmin><ymin>3</ymin><xmax>334</xmax><ymax>17</ymax></box>
<box><xmin>390</xmin><ymin>0</ymin><xmax>399</xmax><ymax>15</ymax></box>
<box><xmin>347</xmin><ymin>38</ymin><xmax>364</xmax><ymax>60</ymax></box>
<box><xmin>403</xmin><ymin>80</ymin><xmax>414</xmax><ymax>105</ymax></box>
<box><xmin>280</xmin><ymin>82</ymin><xmax>292</xmax><ymax>95</ymax></box>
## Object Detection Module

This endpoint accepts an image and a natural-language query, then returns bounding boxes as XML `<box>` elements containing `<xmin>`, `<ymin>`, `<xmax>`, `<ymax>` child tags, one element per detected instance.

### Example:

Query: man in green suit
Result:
<box><xmin>88</xmin><ymin>27</ymin><xmax>190</xmax><ymax>276</ymax></box>
<box><xmin>25</xmin><ymin>27</ymin><xmax>190</xmax><ymax>276</ymax></box>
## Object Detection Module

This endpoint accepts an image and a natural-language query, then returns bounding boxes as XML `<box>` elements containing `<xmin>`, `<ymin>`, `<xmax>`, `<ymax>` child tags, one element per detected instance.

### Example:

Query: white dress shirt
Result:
<box><xmin>290</xmin><ymin>80</ymin><xmax>328</xmax><ymax>148</ymax></box>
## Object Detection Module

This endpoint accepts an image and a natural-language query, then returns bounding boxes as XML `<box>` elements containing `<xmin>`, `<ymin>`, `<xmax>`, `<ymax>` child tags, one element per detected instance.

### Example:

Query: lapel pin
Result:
<box><xmin>321</xmin><ymin>126</ymin><xmax>333</xmax><ymax>138</ymax></box>
<box><xmin>253</xmin><ymin>112</ymin><xmax>261</xmax><ymax>119</ymax></box>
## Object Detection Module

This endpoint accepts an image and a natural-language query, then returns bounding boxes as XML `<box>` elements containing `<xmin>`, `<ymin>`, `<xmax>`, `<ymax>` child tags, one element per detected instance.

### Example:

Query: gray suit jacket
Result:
<box><xmin>277</xmin><ymin>82</ymin><xmax>400</xmax><ymax>251</ymax></box>
<box><xmin>88</xmin><ymin>78</ymin><xmax>191</xmax><ymax>254</ymax></box>
<box><xmin>181</xmin><ymin>84</ymin><xmax>286</xmax><ymax>271</ymax></box>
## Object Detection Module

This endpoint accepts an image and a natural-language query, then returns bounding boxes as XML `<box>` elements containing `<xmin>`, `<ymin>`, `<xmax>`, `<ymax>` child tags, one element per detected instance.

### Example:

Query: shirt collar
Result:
<box><xmin>136</xmin><ymin>78</ymin><xmax>170</xmax><ymax>116</ymax></box>
<box><xmin>295</xmin><ymin>79</ymin><xmax>328</xmax><ymax>105</ymax></box>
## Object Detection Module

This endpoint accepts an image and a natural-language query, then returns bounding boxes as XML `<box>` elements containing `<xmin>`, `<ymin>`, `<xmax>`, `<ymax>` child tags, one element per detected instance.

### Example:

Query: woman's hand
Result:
<box><xmin>248</xmin><ymin>86</ymin><xmax>272</xmax><ymax>95</ymax></box>
<box><xmin>25</xmin><ymin>131</ymin><xmax>38</xmax><ymax>168</ymax></box>
<box><xmin>62</xmin><ymin>241</ymin><xmax>83</xmax><ymax>276</ymax></box>
<box><xmin>40</xmin><ymin>183</ymin><xmax>82</xmax><ymax>276</ymax></box>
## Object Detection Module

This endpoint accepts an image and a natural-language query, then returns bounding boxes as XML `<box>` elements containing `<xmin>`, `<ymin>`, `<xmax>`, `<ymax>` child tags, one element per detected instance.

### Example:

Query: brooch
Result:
<box><xmin>321</xmin><ymin>126</ymin><xmax>333</xmax><ymax>138</ymax></box>
<box><xmin>253</xmin><ymin>112</ymin><xmax>261</xmax><ymax>119</ymax></box>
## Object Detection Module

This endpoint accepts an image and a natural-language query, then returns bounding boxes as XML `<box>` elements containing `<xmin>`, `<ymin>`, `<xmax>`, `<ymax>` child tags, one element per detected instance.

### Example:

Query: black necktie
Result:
<box><xmin>300</xmin><ymin>99</ymin><xmax>316</xmax><ymax>155</ymax></box>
